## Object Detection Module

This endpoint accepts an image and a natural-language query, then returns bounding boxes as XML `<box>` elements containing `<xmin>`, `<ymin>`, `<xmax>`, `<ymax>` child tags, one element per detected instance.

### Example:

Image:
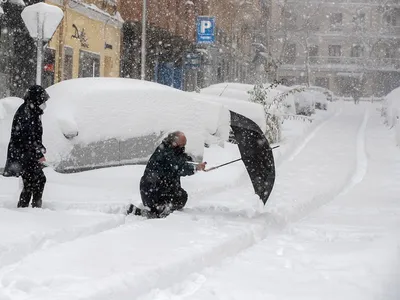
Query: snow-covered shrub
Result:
<box><xmin>248</xmin><ymin>82</ymin><xmax>304</xmax><ymax>143</ymax></box>
<box><xmin>293</xmin><ymin>91</ymin><xmax>316</xmax><ymax>116</ymax></box>
<box><xmin>383</xmin><ymin>87</ymin><xmax>400</xmax><ymax>147</ymax></box>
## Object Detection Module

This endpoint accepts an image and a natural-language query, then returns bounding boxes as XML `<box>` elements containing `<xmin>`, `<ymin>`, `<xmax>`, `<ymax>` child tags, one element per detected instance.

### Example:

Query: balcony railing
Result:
<box><xmin>280</xmin><ymin>56</ymin><xmax>400</xmax><ymax>70</ymax></box>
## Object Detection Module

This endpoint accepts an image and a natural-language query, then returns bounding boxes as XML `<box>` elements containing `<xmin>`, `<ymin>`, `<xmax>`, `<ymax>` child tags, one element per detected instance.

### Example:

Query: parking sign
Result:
<box><xmin>197</xmin><ymin>16</ymin><xmax>215</xmax><ymax>44</ymax></box>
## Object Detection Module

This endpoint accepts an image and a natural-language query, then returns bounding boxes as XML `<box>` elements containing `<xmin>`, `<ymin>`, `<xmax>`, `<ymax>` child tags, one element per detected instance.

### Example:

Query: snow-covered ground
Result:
<box><xmin>0</xmin><ymin>101</ymin><xmax>399</xmax><ymax>300</ymax></box>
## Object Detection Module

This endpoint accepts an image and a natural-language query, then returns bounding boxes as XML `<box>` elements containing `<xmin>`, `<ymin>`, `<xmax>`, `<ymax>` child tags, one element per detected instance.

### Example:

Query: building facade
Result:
<box><xmin>198</xmin><ymin>0</ymin><xmax>267</xmax><ymax>87</ymax></box>
<box><xmin>0</xmin><ymin>0</ymin><xmax>122</xmax><ymax>98</ymax></box>
<box><xmin>118</xmin><ymin>0</ymin><xmax>267</xmax><ymax>91</ymax></box>
<box><xmin>267</xmin><ymin>0</ymin><xmax>400</xmax><ymax>97</ymax></box>
<box><xmin>47</xmin><ymin>0</ymin><xmax>123</xmax><ymax>86</ymax></box>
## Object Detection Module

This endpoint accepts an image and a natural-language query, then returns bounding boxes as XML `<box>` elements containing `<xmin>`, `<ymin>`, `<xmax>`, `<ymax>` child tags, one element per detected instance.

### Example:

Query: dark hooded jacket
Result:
<box><xmin>3</xmin><ymin>85</ymin><xmax>49</xmax><ymax>177</ymax></box>
<box><xmin>141</xmin><ymin>140</ymin><xmax>195</xmax><ymax>193</ymax></box>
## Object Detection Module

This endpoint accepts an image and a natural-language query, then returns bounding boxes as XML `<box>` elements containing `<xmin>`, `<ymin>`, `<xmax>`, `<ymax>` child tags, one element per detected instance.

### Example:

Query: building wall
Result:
<box><xmin>269</xmin><ymin>0</ymin><xmax>400</xmax><ymax>96</ymax></box>
<box><xmin>119</xmin><ymin>0</ymin><xmax>265</xmax><ymax>89</ymax></box>
<box><xmin>47</xmin><ymin>0</ymin><xmax>122</xmax><ymax>85</ymax></box>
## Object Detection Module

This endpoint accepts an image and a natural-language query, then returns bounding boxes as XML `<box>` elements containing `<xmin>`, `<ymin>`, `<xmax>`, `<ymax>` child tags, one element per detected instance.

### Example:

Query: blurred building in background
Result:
<box><xmin>266</xmin><ymin>0</ymin><xmax>400</xmax><ymax>97</ymax></box>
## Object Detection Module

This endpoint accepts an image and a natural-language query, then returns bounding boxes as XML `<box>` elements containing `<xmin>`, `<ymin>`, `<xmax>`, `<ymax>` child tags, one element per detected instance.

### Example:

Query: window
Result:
<box><xmin>284</xmin><ymin>10</ymin><xmax>297</xmax><ymax>29</ymax></box>
<box><xmin>328</xmin><ymin>45</ymin><xmax>341</xmax><ymax>63</ymax></box>
<box><xmin>330</xmin><ymin>13</ymin><xmax>343</xmax><ymax>31</ymax></box>
<box><xmin>386</xmin><ymin>13</ymin><xmax>397</xmax><ymax>26</ymax></box>
<box><xmin>353</xmin><ymin>12</ymin><xmax>365</xmax><ymax>26</ymax></box>
<box><xmin>351</xmin><ymin>45</ymin><xmax>364</xmax><ymax>57</ymax></box>
<box><xmin>43</xmin><ymin>48</ymin><xmax>55</xmax><ymax>89</ymax></box>
<box><xmin>308</xmin><ymin>45</ymin><xmax>319</xmax><ymax>63</ymax></box>
<box><xmin>283</xmin><ymin>43</ymin><xmax>296</xmax><ymax>64</ymax></box>
<box><xmin>79</xmin><ymin>50</ymin><xmax>100</xmax><ymax>78</ymax></box>
<box><xmin>64</xmin><ymin>46</ymin><xmax>73</xmax><ymax>80</ymax></box>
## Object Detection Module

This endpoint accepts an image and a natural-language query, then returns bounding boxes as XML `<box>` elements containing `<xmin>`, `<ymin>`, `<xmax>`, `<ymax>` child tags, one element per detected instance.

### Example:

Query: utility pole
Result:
<box><xmin>141</xmin><ymin>0</ymin><xmax>147</xmax><ymax>80</ymax></box>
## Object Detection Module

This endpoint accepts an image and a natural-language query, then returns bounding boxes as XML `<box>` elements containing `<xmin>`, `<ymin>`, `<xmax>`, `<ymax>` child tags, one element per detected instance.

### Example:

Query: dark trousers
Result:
<box><xmin>140</xmin><ymin>177</ymin><xmax>188</xmax><ymax>216</ymax></box>
<box><xmin>18</xmin><ymin>169</ymin><xmax>46</xmax><ymax>208</ymax></box>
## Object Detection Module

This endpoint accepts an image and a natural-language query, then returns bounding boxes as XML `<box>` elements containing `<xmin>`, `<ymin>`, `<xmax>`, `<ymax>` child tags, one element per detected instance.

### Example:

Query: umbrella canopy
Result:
<box><xmin>230</xmin><ymin>111</ymin><xmax>275</xmax><ymax>204</ymax></box>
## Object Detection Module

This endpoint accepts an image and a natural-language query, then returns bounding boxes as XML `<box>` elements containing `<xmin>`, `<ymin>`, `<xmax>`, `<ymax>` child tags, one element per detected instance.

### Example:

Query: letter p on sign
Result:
<box><xmin>201</xmin><ymin>20</ymin><xmax>212</xmax><ymax>33</ymax></box>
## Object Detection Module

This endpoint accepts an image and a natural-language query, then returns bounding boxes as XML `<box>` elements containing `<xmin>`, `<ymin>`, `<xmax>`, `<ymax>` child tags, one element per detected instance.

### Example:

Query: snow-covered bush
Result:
<box><xmin>248</xmin><ymin>82</ymin><xmax>304</xmax><ymax>143</ymax></box>
<box><xmin>383</xmin><ymin>87</ymin><xmax>400</xmax><ymax>147</ymax></box>
<box><xmin>293</xmin><ymin>91</ymin><xmax>316</xmax><ymax>116</ymax></box>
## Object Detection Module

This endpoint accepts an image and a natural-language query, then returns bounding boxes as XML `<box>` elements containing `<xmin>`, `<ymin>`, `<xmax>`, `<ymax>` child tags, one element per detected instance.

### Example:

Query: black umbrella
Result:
<box><xmin>229</xmin><ymin>111</ymin><xmax>276</xmax><ymax>204</ymax></box>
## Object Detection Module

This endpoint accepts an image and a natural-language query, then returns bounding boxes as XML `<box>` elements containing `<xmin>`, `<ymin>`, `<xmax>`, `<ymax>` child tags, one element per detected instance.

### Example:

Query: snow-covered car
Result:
<box><xmin>0</xmin><ymin>78</ymin><xmax>230</xmax><ymax>173</ymax></box>
<box><xmin>202</xmin><ymin>82</ymin><xmax>296</xmax><ymax>116</ymax></box>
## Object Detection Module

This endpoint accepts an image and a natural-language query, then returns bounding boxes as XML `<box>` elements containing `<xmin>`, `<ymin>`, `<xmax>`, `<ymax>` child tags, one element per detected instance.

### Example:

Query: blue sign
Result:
<box><xmin>184</xmin><ymin>53</ymin><xmax>200</xmax><ymax>69</ymax></box>
<box><xmin>196</xmin><ymin>16</ymin><xmax>215</xmax><ymax>44</ymax></box>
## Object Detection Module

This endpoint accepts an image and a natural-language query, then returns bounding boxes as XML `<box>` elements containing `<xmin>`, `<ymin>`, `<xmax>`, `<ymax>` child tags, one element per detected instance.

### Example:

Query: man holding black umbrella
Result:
<box><xmin>128</xmin><ymin>131</ymin><xmax>207</xmax><ymax>218</ymax></box>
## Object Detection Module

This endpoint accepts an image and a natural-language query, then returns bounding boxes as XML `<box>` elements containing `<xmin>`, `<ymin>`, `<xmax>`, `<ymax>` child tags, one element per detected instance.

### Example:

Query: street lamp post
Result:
<box><xmin>35</xmin><ymin>12</ymin><xmax>44</xmax><ymax>85</ymax></box>
<box><xmin>21</xmin><ymin>3</ymin><xmax>63</xmax><ymax>85</ymax></box>
<box><xmin>141</xmin><ymin>0</ymin><xmax>147</xmax><ymax>80</ymax></box>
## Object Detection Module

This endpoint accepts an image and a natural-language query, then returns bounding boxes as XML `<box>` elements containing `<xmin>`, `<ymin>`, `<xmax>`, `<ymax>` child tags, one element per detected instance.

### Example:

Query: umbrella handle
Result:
<box><xmin>204</xmin><ymin>158</ymin><xmax>242</xmax><ymax>172</ymax></box>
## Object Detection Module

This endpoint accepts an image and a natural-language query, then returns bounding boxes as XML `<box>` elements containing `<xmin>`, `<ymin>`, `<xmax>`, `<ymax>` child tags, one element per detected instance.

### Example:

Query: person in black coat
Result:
<box><xmin>3</xmin><ymin>85</ymin><xmax>49</xmax><ymax>208</ymax></box>
<box><xmin>128</xmin><ymin>131</ymin><xmax>207</xmax><ymax>218</ymax></box>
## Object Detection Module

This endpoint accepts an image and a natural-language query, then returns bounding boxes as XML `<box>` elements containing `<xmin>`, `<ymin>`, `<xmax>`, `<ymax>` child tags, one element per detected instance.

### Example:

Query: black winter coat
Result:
<box><xmin>3</xmin><ymin>85</ymin><xmax>49</xmax><ymax>177</ymax></box>
<box><xmin>141</xmin><ymin>141</ymin><xmax>195</xmax><ymax>192</ymax></box>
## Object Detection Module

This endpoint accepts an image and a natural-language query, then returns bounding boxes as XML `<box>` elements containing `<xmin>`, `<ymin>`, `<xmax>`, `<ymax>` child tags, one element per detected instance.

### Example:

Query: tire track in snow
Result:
<box><xmin>286</xmin><ymin>107</ymin><xmax>342</xmax><ymax>162</ymax></box>
<box><xmin>338</xmin><ymin>108</ymin><xmax>369</xmax><ymax>196</ymax></box>
<box><xmin>0</xmin><ymin>210</ymin><xmax>126</xmax><ymax>270</ymax></box>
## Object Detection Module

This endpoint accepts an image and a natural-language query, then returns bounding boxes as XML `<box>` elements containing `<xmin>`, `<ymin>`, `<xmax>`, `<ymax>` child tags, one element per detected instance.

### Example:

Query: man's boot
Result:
<box><xmin>31</xmin><ymin>199</ymin><xmax>42</xmax><ymax>208</ymax></box>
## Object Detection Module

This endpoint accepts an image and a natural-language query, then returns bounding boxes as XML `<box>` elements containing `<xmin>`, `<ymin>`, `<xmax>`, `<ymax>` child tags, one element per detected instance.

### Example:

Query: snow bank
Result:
<box><xmin>383</xmin><ymin>87</ymin><xmax>400</xmax><ymax>146</ymax></box>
